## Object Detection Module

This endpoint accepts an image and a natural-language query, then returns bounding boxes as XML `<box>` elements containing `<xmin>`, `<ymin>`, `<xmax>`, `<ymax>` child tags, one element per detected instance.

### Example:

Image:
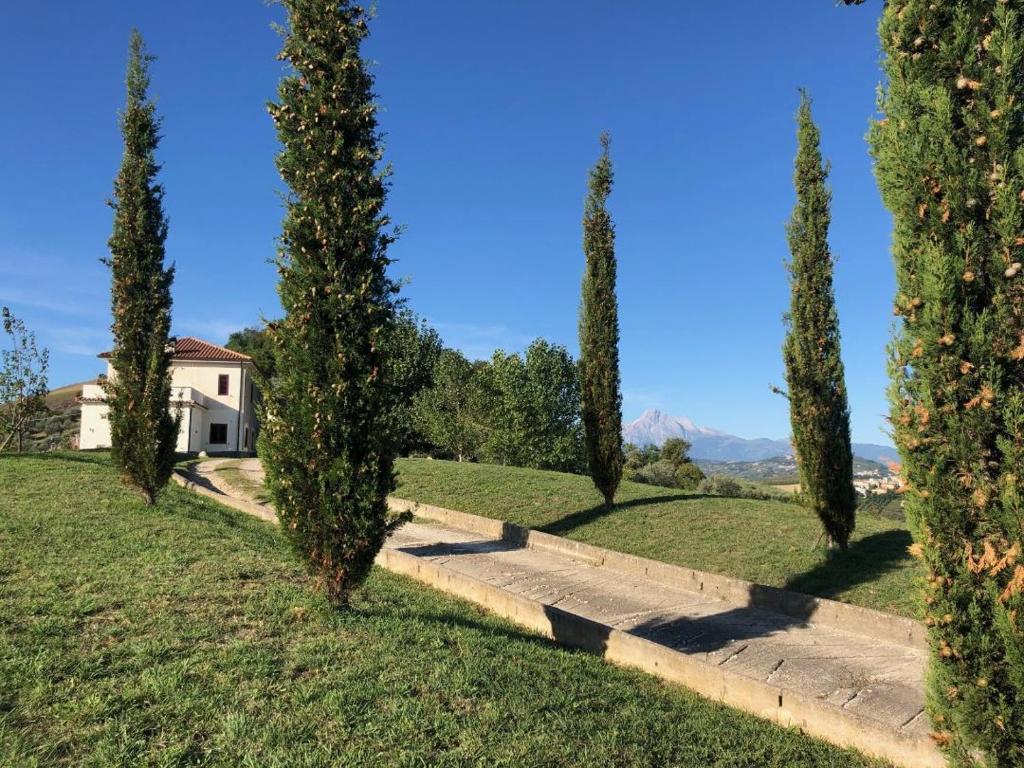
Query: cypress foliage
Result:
<box><xmin>868</xmin><ymin>2</ymin><xmax>1024</xmax><ymax>762</ymax></box>
<box><xmin>261</xmin><ymin>0</ymin><xmax>402</xmax><ymax>603</ymax></box>
<box><xmin>781</xmin><ymin>93</ymin><xmax>856</xmax><ymax>550</ymax></box>
<box><xmin>105</xmin><ymin>30</ymin><xmax>178</xmax><ymax>505</ymax></box>
<box><xmin>579</xmin><ymin>133</ymin><xmax>624</xmax><ymax>506</ymax></box>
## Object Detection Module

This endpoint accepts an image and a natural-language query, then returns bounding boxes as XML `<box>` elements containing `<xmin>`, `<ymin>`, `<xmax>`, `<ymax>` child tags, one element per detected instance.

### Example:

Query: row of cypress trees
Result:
<box><xmin>576</xmin><ymin>97</ymin><xmax>858</xmax><ymax>560</ymax></box>
<box><xmin>103</xmin><ymin>3</ymin><xmax>1022</xmax><ymax>761</ymax></box>
<box><xmin>102</xmin><ymin>12</ymin><xmax>855</xmax><ymax>576</ymax></box>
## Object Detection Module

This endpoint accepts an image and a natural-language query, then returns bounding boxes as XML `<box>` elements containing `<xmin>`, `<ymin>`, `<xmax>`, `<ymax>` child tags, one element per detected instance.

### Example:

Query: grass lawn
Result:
<box><xmin>0</xmin><ymin>453</ymin><xmax>888</xmax><ymax>767</ymax></box>
<box><xmin>395</xmin><ymin>458</ymin><xmax>924</xmax><ymax>618</ymax></box>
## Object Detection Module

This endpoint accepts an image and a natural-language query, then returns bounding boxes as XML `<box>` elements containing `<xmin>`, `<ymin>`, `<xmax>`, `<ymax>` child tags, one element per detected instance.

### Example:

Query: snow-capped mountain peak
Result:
<box><xmin>624</xmin><ymin>408</ymin><xmax>896</xmax><ymax>463</ymax></box>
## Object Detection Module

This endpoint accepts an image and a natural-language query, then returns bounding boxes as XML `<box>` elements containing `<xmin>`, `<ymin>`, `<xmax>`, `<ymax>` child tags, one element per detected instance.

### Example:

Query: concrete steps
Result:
<box><xmin>176</xmin><ymin>460</ymin><xmax>940</xmax><ymax>767</ymax></box>
<box><xmin>382</xmin><ymin>516</ymin><xmax>939</xmax><ymax>768</ymax></box>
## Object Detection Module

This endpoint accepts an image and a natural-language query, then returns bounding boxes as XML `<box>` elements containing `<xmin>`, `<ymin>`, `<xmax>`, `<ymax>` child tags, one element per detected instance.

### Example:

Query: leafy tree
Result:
<box><xmin>226</xmin><ymin>326</ymin><xmax>277</xmax><ymax>380</ymax></box>
<box><xmin>660</xmin><ymin>437</ymin><xmax>694</xmax><ymax>467</ymax></box>
<box><xmin>480</xmin><ymin>340</ymin><xmax>584</xmax><ymax>473</ymax></box>
<box><xmin>624</xmin><ymin>442</ymin><xmax>661</xmax><ymax>474</ymax></box>
<box><xmin>579</xmin><ymin>133</ymin><xmax>624</xmax><ymax>506</ymax></box>
<box><xmin>626</xmin><ymin>438</ymin><xmax>704</xmax><ymax>490</ymax></box>
<box><xmin>232</xmin><ymin>310</ymin><xmax>438</xmax><ymax>456</ymax></box>
<box><xmin>857</xmin><ymin>1</ymin><xmax>1024</xmax><ymax>762</ymax></box>
<box><xmin>780</xmin><ymin>92</ymin><xmax>856</xmax><ymax>551</ymax></box>
<box><xmin>260</xmin><ymin>0</ymin><xmax>402</xmax><ymax>603</ymax></box>
<box><xmin>413</xmin><ymin>348</ymin><xmax>485</xmax><ymax>461</ymax></box>
<box><xmin>104</xmin><ymin>30</ymin><xmax>178</xmax><ymax>504</ymax></box>
<box><xmin>0</xmin><ymin>308</ymin><xmax>49</xmax><ymax>453</ymax></box>
<box><xmin>384</xmin><ymin>310</ymin><xmax>443</xmax><ymax>454</ymax></box>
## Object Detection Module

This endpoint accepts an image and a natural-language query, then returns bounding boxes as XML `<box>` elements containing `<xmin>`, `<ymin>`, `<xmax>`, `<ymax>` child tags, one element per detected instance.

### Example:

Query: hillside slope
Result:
<box><xmin>0</xmin><ymin>453</ymin><xmax>883</xmax><ymax>767</ymax></box>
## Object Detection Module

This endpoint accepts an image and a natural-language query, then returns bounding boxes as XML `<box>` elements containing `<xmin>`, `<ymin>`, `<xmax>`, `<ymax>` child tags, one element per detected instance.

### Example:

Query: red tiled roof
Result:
<box><xmin>99</xmin><ymin>336</ymin><xmax>252</xmax><ymax>363</ymax></box>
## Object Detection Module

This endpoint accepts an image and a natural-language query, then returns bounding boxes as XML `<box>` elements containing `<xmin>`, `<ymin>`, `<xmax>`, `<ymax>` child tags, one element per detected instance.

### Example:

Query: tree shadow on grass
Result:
<box><xmin>538</xmin><ymin>494</ymin><xmax>712</xmax><ymax>537</ymax></box>
<box><xmin>782</xmin><ymin>529</ymin><xmax>914</xmax><ymax>602</ymax></box>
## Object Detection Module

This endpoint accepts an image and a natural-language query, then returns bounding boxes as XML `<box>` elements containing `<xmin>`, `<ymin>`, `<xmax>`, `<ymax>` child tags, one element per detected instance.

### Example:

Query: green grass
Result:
<box><xmin>0</xmin><ymin>453</ymin><xmax>888</xmax><ymax>767</ymax></box>
<box><xmin>395</xmin><ymin>458</ymin><xmax>924</xmax><ymax>618</ymax></box>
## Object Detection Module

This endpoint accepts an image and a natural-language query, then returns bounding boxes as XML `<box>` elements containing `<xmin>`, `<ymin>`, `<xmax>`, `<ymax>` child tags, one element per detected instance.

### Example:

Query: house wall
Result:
<box><xmin>79</xmin><ymin>401</ymin><xmax>111</xmax><ymax>450</ymax></box>
<box><xmin>78</xmin><ymin>398</ymin><xmax>197</xmax><ymax>453</ymax></box>
<box><xmin>171</xmin><ymin>361</ymin><xmax>258</xmax><ymax>453</ymax></box>
<box><xmin>81</xmin><ymin>359</ymin><xmax>259</xmax><ymax>455</ymax></box>
<box><xmin>77</xmin><ymin>399</ymin><xmax>195</xmax><ymax>454</ymax></box>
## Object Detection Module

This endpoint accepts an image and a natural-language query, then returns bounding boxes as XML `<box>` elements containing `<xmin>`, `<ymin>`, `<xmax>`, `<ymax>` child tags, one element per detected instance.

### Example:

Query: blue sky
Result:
<box><xmin>0</xmin><ymin>1</ymin><xmax>894</xmax><ymax>444</ymax></box>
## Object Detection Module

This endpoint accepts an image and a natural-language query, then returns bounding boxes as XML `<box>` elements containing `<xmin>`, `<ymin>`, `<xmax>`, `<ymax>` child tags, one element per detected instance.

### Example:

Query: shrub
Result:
<box><xmin>673</xmin><ymin>462</ymin><xmax>705</xmax><ymax>491</ymax></box>
<box><xmin>698</xmin><ymin>475</ymin><xmax>742</xmax><ymax>497</ymax></box>
<box><xmin>633</xmin><ymin>460</ymin><xmax>678</xmax><ymax>489</ymax></box>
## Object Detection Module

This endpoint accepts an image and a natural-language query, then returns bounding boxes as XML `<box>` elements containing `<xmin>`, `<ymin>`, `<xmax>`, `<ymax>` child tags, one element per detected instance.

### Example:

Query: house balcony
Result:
<box><xmin>79</xmin><ymin>384</ymin><xmax>206</xmax><ymax>409</ymax></box>
<box><xmin>171</xmin><ymin>387</ymin><xmax>206</xmax><ymax>409</ymax></box>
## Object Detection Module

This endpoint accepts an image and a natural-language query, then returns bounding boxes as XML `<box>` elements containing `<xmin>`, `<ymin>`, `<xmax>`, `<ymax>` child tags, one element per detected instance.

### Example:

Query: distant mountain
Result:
<box><xmin>623</xmin><ymin>409</ymin><xmax>898</xmax><ymax>464</ymax></box>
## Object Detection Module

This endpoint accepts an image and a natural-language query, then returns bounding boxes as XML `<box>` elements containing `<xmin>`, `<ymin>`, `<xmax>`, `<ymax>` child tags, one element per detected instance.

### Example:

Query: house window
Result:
<box><xmin>218</xmin><ymin>374</ymin><xmax>229</xmax><ymax>396</ymax></box>
<box><xmin>244</xmin><ymin>426</ymin><xmax>250</xmax><ymax>449</ymax></box>
<box><xmin>209</xmin><ymin>423</ymin><xmax>228</xmax><ymax>445</ymax></box>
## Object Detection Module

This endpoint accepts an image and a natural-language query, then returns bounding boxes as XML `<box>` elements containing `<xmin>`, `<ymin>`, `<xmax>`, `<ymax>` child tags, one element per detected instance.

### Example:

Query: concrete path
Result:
<box><xmin>184</xmin><ymin>458</ymin><xmax>936</xmax><ymax>767</ymax></box>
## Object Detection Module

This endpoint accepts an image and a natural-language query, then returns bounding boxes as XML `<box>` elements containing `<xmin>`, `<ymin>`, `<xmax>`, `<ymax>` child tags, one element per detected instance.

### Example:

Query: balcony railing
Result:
<box><xmin>80</xmin><ymin>384</ymin><xmax>205</xmax><ymax>408</ymax></box>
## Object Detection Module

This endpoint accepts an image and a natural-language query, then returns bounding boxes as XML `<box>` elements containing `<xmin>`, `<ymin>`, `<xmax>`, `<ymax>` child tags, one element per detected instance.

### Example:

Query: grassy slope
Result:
<box><xmin>395</xmin><ymin>459</ymin><xmax>923</xmax><ymax>618</ymax></box>
<box><xmin>45</xmin><ymin>381</ymin><xmax>93</xmax><ymax>411</ymax></box>
<box><xmin>0</xmin><ymin>453</ymin><xmax>886</xmax><ymax>768</ymax></box>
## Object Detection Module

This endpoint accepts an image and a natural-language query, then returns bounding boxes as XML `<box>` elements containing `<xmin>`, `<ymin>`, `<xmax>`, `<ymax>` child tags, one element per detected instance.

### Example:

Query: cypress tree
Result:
<box><xmin>261</xmin><ymin>0</ymin><xmax>402</xmax><ymax>603</ymax></box>
<box><xmin>865</xmin><ymin>2</ymin><xmax>1024</xmax><ymax>762</ymax></box>
<box><xmin>579</xmin><ymin>133</ymin><xmax>624</xmax><ymax>506</ymax></box>
<box><xmin>781</xmin><ymin>93</ymin><xmax>856</xmax><ymax>551</ymax></box>
<box><xmin>105</xmin><ymin>30</ymin><xmax>178</xmax><ymax>505</ymax></box>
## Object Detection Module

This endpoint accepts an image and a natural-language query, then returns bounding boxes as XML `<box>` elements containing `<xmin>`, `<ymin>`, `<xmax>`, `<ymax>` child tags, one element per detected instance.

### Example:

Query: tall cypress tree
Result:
<box><xmin>579</xmin><ymin>133</ymin><xmax>623</xmax><ymax>506</ymax></box>
<box><xmin>781</xmin><ymin>93</ymin><xmax>856</xmax><ymax>551</ymax></box>
<box><xmin>861</xmin><ymin>2</ymin><xmax>1024</xmax><ymax>762</ymax></box>
<box><xmin>105</xmin><ymin>30</ymin><xmax>178</xmax><ymax>505</ymax></box>
<box><xmin>261</xmin><ymin>0</ymin><xmax>402</xmax><ymax>603</ymax></box>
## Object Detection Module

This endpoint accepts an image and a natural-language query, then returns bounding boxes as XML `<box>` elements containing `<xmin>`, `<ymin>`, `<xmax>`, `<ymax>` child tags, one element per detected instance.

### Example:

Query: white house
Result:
<box><xmin>79</xmin><ymin>337</ymin><xmax>259</xmax><ymax>455</ymax></box>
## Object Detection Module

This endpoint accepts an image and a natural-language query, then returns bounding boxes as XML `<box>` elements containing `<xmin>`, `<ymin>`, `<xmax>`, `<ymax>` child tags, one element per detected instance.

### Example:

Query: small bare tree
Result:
<box><xmin>0</xmin><ymin>307</ymin><xmax>49</xmax><ymax>453</ymax></box>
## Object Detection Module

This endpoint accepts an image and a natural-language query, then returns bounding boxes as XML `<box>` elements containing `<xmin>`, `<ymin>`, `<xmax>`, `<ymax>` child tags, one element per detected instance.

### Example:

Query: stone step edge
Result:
<box><xmin>378</xmin><ymin>546</ymin><xmax>942</xmax><ymax>768</ymax></box>
<box><xmin>387</xmin><ymin>497</ymin><xmax>928</xmax><ymax>653</ymax></box>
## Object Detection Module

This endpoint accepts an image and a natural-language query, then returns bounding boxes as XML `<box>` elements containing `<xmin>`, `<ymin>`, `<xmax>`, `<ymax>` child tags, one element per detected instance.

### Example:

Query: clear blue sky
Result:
<box><xmin>0</xmin><ymin>1</ymin><xmax>894</xmax><ymax>444</ymax></box>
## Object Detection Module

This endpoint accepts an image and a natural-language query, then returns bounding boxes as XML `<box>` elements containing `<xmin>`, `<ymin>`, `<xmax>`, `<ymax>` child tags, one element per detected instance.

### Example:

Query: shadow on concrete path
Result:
<box><xmin>542</xmin><ymin>597</ymin><xmax>813</xmax><ymax>659</ymax></box>
<box><xmin>397</xmin><ymin>539</ymin><xmax>529</xmax><ymax>558</ymax></box>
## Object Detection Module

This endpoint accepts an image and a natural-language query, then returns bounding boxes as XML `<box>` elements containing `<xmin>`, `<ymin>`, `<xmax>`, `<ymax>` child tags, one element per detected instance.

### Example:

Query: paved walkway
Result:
<box><xmin>187</xmin><ymin>458</ymin><xmax>934</xmax><ymax>766</ymax></box>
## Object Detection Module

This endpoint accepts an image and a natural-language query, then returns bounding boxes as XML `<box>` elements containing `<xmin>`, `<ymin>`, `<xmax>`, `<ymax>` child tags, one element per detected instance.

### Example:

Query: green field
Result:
<box><xmin>0</xmin><ymin>453</ymin><xmax>888</xmax><ymax>767</ymax></box>
<box><xmin>394</xmin><ymin>458</ymin><xmax>923</xmax><ymax>618</ymax></box>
